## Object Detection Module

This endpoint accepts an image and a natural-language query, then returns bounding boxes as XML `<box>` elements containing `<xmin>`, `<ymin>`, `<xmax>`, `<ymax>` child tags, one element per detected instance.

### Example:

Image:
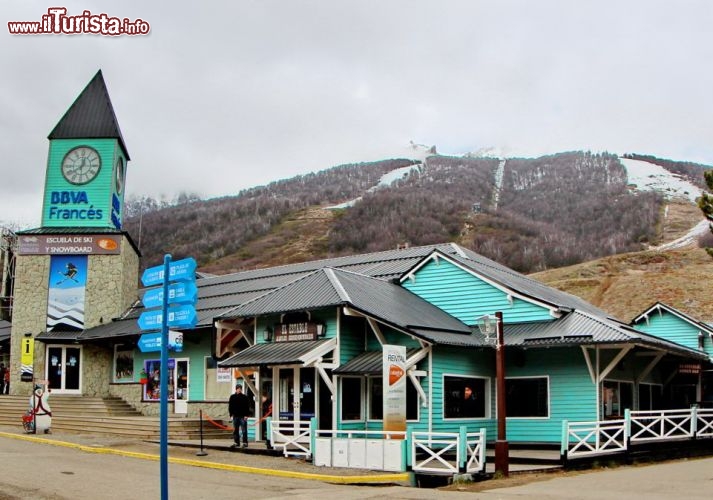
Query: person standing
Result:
<box><xmin>0</xmin><ymin>364</ymin><xmax>6</xmax><ymax>394</ymax></box>
<box><xmin>228</xmin><ymin>384</ymin><xmax>250</xmax><ymax>448</ymax></box>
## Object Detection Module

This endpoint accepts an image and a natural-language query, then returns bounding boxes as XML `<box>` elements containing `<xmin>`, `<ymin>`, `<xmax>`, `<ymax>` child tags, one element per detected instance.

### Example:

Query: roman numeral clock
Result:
<box><xmin>41</xmin><ymin>70</ymin><xmax>129</xmax><ymax>229</ymax></box>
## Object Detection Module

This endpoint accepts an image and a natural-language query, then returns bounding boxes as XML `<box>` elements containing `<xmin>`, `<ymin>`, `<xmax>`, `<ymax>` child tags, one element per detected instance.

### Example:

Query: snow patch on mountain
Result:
<box><xmin>619</xmin><ymin>157</ymin><xmax>702</xmax><ymax>203</ymax></box>
<box><xmin>326</xmin><ymin>163</ymin><xmax>421</xmax><ymax>210</ymax></box>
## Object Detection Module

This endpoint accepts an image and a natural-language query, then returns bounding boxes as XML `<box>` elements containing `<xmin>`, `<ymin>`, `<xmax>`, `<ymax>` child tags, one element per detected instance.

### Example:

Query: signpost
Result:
<box><xmin>138</xmin><ymin>255</ymin><xmax>196</xmax><ymax>500</ymax></box>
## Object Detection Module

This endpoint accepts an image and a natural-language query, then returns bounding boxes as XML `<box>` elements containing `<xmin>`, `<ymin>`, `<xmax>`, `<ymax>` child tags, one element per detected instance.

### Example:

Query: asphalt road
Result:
<box><xmin>1</xmin><ymin>431</ymin><xmax>712</xmax><ymax>499</ymax></box>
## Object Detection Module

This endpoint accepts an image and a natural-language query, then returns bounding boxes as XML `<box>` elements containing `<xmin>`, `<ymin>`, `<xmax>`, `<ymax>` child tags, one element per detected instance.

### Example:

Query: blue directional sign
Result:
<box><xmin>142</xmin><ymin>282</ymin><xmax>198</xmax><ymax>309</ymax></box>
<box><xmin>138</xmin><ymin>305</ymin><xmax>197</xmax><ymax>330</ymax></box>
<box><xmin>141</xmin><ymin>257</ymin><xmax>197</xmax><ymax>287</ymax></box>
<box><xmin>138</xmin><ymin>309</ymin><xmax>163</xmax><ymax>331</ymax></box>
<box><xmin>168</xmin><ymin>257</ymin><xmax>197</xmax><ymax>282</ymax></box>
<box><xmin>141</xmin><ymin>264</ymin><xmax>165</xmax><ymax>287</ymax></box>
<box><xmin>138</xmin><ymin>332</ymin><xmax>162</xmax><ymax>352</ymax></box>
<box><xmin>167</xmin><ymin>304</ymin><xmax>198</xmax><ymax>329</ymax></box>
<box><xmin>138</xmin><ymin>331</ymin><xmax>183</xmax><ymax>353</ymax></box>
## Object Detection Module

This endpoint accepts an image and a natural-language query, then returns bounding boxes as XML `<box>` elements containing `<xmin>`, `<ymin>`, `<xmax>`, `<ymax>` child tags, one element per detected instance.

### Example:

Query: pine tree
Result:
<box><xmin>698</xmin><ymin>170</ymin><xmax>713</xmax><ymax>258</ymax></box>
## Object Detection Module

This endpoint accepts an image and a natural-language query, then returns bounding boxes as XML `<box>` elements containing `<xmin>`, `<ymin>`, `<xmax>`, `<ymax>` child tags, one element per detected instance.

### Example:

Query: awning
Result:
<box><xmin>334</xmin><ymin>348</ymin><xmax>420</xmax><ymax>375</ymax></box>
<box><xmin>35</xmin><ymin>331</ymin><xmax>81</xmax><ymax>342</ymax></box>
<box><xmin>219</xmin><ymin>338</ymin><xmax>336</xmax><ymax>368</ymax></box>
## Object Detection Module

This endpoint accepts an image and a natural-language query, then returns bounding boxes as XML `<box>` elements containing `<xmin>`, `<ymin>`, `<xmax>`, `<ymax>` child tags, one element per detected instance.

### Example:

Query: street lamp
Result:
<box><xmin>477</xmin><ymin>311</ymin><xmax>509</xmax><ymax>476</ymax></box>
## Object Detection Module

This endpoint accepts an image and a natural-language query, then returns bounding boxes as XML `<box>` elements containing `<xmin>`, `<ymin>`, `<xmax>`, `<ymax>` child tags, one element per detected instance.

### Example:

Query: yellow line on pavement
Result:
<box><xmin>0</xmin><ymin>431</ymin><xmax>409</xmax><ymax>484</ymax></box>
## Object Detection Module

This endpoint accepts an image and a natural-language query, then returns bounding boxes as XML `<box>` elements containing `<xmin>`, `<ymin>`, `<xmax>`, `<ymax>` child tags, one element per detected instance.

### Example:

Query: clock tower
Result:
<box><xmin>10</xmin><ymin>71</ymin><xmax>140</xmax><ymax>397</ymax></box>
<box><xmin>42</xmin><ymin>70</ymin><xmax>129</xmax><ymax>229</ymax></box>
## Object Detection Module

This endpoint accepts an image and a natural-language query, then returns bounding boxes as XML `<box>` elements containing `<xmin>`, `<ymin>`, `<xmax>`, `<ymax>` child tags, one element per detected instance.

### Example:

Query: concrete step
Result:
<box><xmin>0</xmin><ymin>394</ymin><xmax>232</xmax><ymax>440</ymax></box>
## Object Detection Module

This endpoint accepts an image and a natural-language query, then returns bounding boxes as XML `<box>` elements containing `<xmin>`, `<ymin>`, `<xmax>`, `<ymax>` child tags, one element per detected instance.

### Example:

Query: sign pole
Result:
<box><xmin>160</xmin><ymin>254</ymin><xmax>171</xmax><ymax>500</ymax></box>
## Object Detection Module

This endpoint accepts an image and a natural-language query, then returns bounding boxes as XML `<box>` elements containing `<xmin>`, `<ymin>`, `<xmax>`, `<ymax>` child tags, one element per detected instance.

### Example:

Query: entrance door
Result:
<box><xmin>174</xmin><ymin>359</ymin><xmax>189</xmax><ymax>414</ymax></box>
<box><xmin>46</xmin><ymin>346</ymin><xmax>81</xmax><ymax>394</ymax></box>
<box><xmin>278</xmin><ymin>368</ymin><xmax>298</xmax><ymax>420</ymax></box>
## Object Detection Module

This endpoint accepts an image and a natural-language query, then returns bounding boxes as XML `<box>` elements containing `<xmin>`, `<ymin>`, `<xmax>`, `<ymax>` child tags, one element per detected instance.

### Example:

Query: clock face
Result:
<box><xmin>114</xmin><ymin>156</ymin><xmax>125</xmax><ymax>194</ymax></box>
<box><xmin>61</xmin><ymin>146</ymin><xmax>101</xmax><ymax>185</ymax></box>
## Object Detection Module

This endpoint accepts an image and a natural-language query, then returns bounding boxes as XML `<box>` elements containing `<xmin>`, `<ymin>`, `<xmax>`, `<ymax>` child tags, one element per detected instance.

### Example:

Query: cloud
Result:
<box><xmin>2</xmin><ymin>0</ymin><xmax>712</xmax><ymax>228</ymax></box>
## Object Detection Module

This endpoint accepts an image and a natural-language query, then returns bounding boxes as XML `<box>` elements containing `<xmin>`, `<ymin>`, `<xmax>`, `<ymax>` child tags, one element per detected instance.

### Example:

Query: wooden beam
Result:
<box><xmin>598</xmin><ymin>345</ymin><xmax>633</xmax><ymax>382</ymax></box>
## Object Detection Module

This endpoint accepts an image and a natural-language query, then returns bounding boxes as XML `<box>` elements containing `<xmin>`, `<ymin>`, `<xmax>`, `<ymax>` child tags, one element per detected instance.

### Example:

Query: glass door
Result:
<box><xmin>174</xmin><ymin>359</ymin><xmax>189</xmax><ymax>414</ymax></box>
<box><xmin>46</xmin><ymin>345</ymin><xmax>81</xmax><ymax>394</ymax></box>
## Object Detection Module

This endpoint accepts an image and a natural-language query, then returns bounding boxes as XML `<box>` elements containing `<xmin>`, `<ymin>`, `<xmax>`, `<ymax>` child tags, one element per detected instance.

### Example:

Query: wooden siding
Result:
<box><xmin>634</xmin><ymin>310</ymin><xmax>712</xmax><ymax>358</ymax></box>
<box><xmin>505</xmin><ymin>348</ymin><xmax>597</xmax><ymax>442</ymax></box>
<box><xmin>42</xmin><ymin>138</ymin><xmax>119</xmax><ymax>228</ymax></box>
<box><xmin>402</xmin><ymin>258</ymin><xmax>553</xmax><ymax>324</ymax></box>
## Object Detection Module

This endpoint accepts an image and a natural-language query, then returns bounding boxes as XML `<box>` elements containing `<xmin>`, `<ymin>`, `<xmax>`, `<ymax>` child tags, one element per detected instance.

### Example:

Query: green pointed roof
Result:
<box><xmin>48</xmin><ymin>70</ymin><xmax>130</xmax><ymax>160</ymax></box>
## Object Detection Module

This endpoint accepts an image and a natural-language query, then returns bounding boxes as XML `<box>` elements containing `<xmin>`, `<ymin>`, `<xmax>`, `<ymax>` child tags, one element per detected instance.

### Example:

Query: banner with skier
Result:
<box><xmin>47</xmin><ymin>255</ymin><xmax>87</xmax><ymax>331</ymax></box>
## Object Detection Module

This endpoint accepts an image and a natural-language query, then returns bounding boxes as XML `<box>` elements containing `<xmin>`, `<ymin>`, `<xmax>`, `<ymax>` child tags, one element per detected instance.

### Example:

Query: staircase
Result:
<box><xmin>0</xmin><ymin>395</ymin><xmax>232</xmax><ymax>440</ymax></box>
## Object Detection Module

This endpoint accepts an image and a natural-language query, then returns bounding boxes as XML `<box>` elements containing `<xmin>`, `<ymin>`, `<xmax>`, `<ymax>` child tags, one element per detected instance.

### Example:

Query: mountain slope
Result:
<box><xmin>123</xmin><ymin>151</ymin><xmax>711</xmax><ymax>275</ymax></box>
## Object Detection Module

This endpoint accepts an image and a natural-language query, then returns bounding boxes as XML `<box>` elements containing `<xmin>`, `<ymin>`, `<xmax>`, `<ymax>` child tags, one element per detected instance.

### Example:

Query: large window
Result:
<box><xmin>638</xmin><ymin>383</ymin><xmax>663</xmax><ymax>411</ymax></box>
<box><xmin>368</xmin><ymin>377</ymin><xmax>419</xmax><ymax>421</ymax></box>
<box><xmin>443</xmin><ymin>375</ymin><xmax>487</xmax><ymax>419</ymax></box>
<box><xmin>341</xmin><ymin>377</ymin><xmax>363</xmax><ymax>421</ymax></box>
<box><xmin>602</xmin><ymin>380</ymin><xmax>633</xmax><ymax>418</ymax></box>
<box><xmin>506</xmin><ymin>377</ymin><xmax>549</xmax><ymax>418</ymax></box>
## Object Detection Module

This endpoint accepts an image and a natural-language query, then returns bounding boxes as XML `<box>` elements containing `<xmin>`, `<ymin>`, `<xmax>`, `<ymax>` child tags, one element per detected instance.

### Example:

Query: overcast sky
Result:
<box><xmin>2</xmin><ymin>0</ymin><xmax>712</xmax><ymax>228</ymax></box>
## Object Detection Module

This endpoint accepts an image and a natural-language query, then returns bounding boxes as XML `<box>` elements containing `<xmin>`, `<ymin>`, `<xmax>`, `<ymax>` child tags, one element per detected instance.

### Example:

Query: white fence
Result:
<box><xmin>270</xmin><ymin>419</ymin><xmax>312</xmax><ymax>457</ymax></box>
<box><xmin>562</xmin><ymin>407</ymin><xmax>713</xmax><ymax>460</ymax></box>
<box><xmin>270</xmin><ymin>420</ymin><xmax>487</xmax><ymax>475</ymax></box>
<box><xmin>409</xmin><ymin>428</ymin><xmax>487</xmax><ymax>475</ymax></box>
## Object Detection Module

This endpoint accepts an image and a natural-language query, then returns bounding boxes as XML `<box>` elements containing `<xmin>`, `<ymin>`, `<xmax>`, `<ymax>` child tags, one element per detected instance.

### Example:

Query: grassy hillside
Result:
<box><xmin>532</xmin><ymin>247</ymin><xmax>713</xmax><ymax>323</ymax></box>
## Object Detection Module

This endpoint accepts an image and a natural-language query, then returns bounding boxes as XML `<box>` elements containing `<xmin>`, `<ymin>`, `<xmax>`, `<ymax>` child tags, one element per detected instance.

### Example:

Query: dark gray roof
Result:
<box><xmin>72</xmin><ymin>242</ymin><xmax>699</xmax><ymax>364</ymax></box>
<box><xmin>48</xmin><ymin>70</ymin><xmax>130</xmax><ymax>159</ymax></box>
<box><xmin>219</xmin><ymin>339</ymin><xmax>333</xmax><ymax>367</ymax></box>
<box><xmin>221</xmin><ymin>267</ymin><xmax>471</xmax><ymax>339</ymax></box>
<box><xmin>36</xmin><ymin>331</ymin><xmax>81</xmax><ymax>341</ymax></box>
<box><xmin>334</xmin><ymin>348</ymin><xmax>420</xmax><ymax>375</ymax></box>
<box><xmin>78</xmin><ymin>243</ymin><xmax>459</xmax><ymax>342</ymax></box>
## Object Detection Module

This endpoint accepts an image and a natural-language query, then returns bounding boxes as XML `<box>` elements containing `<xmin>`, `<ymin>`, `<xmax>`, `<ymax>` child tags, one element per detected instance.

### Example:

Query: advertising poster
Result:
<box><xmin>383</xmin><ymin>344</ymin><xmax>407</xmax><ymax>437</ymax></box>
<box><xmin>47</xmin><ymin>254</ymin><xmax>87</xmax><ymax>331</ymax></box>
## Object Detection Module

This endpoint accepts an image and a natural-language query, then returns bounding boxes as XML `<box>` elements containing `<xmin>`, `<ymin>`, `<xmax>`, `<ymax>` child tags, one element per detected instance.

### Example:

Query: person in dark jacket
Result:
<box><xmin>228</xmin><ymin>384</ymin><xmax>251</xmax><ymax>447</ymax></box>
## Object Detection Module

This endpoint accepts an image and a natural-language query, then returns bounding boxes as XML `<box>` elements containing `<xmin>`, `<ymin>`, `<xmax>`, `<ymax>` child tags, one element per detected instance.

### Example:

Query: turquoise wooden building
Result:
<box><xmin>217</xmin><ymin>246</ymin><xmax>710</xmax><ymax>445</ymax></box>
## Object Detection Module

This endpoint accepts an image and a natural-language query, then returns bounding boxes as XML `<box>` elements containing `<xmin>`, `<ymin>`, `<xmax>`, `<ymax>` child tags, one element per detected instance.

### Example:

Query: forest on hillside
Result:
<box><xmin>124</xmin><ymin>151</ymin><xmax>706</xmax><ymax>274</ymax></box>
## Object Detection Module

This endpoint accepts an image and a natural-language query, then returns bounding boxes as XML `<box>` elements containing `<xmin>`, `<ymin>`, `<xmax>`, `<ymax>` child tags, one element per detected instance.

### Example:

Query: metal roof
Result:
<box><xmin>219</xmin><ymin>339</ymin><xmax>334</xmax><ymax>367</ymax></box>
<box><xmin>221</xmin><ymin>267</ymin><xmax>471</xmax><ymax>338</ymax></box>
<box><xmin>334</xmin><ymin>348</ymin><xmax>420</xmax><ymax>375</ymax></box>
<box><xmin>48</xmin><ymin>70</ymin><xmax>130</xmax><ymax>159</ymax></box>
<box><xmin>73</xmin><ymin>242</ymin><xmax>706</xmax><ymax>364</ymax></box>
<box><xmin>35</xmin><ymin>331</ymin><xmax>81</xmax><ymax>341</ymax></box>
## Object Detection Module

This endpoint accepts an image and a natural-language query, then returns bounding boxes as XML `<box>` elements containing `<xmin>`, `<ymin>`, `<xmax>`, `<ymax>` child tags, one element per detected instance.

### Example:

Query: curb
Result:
<box><xmin>0</xmin><ymin>431</ymin><xmax>409</xmax><ymax>484</ymax></box>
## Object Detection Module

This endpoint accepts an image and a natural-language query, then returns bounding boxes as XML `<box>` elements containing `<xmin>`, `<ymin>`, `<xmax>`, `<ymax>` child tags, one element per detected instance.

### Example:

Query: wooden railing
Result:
<box><xmin>562</xmin><ymin>407</ymin><xmax>713</xmax><ymax>460</ymax></box>
<box><xmin>561</xmin><ymin>419</ymin><xmax>627</xmax><ymax>459</ymax></box>
<box><xmin>269</xmin><ymin>419</ymin><xmax>313</xmax><ymax>457</ymax></box>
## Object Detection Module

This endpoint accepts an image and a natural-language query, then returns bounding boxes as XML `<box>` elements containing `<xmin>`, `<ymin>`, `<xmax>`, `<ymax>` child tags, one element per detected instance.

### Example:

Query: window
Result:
<box><xmin>368</xmin><ymin>377</ymin><xmax>420</xmax><ymax>421</ymax></box>
<box><xmin>113</xmin><ymin>344</ymin><xmax>134</xmax><ymax>383</ymax></box>
<box><xmin>638</xmin><ymin>383</ymin><xmax>663</xmax><ymax>411</ymax></box>
<box><xmin>602</xmin><ymin>380</ymin><xmax>634</xmax><ymax>417</ymax></box>
<box><xmin>506</xmin><ymin>377</ymin><xmax>549</xmax><ymax>418</ymax></box>
<box><xmin>341</xmin><ymin>377</ymin><xmax>363</xmax><ymax>421</ymax></box>
<box><xmin>444</xmin><ymin>375</ymin><xmax>487</xmax><ymax>419</ymax></box>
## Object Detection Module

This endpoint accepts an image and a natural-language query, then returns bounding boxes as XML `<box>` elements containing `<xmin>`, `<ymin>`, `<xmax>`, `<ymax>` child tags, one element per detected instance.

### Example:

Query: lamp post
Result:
<box><xmin>478</xmin><ymin>312</ymin><xmax>509</xmax><ymax>477</ymax></box>
<box><xmin>493</xmin><ymin>311</ymin><xmax>508</xmax><ymax>477</ymax></box>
